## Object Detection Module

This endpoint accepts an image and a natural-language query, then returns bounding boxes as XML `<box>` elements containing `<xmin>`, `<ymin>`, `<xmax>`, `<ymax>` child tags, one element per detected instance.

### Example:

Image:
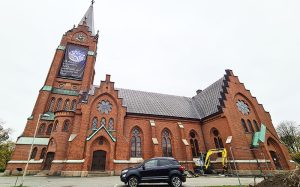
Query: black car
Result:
<box><xmin>120</xmin><ymin>157</ymin><xmax>186</xmax><ymax>187</ymax></box>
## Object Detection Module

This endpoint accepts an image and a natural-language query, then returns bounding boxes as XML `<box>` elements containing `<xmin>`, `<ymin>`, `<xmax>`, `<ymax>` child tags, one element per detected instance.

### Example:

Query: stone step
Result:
<box><xmin>88</xmin><ymin>171</ymin><xmax>110</xmax><ymax>177</ymax></box>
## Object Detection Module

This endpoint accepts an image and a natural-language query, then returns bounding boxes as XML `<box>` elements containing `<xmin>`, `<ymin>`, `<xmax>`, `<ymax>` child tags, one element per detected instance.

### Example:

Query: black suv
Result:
<box><xmin>120</xmin><ymin>157</ymin><xmax>186</xmax><ymax>187</ymax></box>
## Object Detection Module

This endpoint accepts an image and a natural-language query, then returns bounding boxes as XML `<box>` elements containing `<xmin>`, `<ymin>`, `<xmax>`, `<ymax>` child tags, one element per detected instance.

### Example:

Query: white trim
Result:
<box><xmin>16</xmin><ymin>137</ymin><xmax>49</xmax><ymax>145</ymax></box>
<box><xmin>52</xmin><ymin>159</ymin><xmax>85</xmax><ymax>164</ymax></box>
<box><xmin>114</xmin><ymin>158</ymin><xmax>143</xmax><ymax>164</ymax></box>
<box><xmin>289</xmin><ymin>160</ymin><xmax>295</xmax><ymax>163</ymax></box>
<box><xmin>8</xmin><ymin>159</ymin><xmax>43</xmax><ymax>164</ymax></box>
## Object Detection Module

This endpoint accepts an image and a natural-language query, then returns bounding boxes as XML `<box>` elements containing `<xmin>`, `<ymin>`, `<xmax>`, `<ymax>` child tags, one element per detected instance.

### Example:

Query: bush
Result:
<box><xmin>291</xmin><ymin>152</ymin><xmax>300</xmax><ymax>164</ymax></box>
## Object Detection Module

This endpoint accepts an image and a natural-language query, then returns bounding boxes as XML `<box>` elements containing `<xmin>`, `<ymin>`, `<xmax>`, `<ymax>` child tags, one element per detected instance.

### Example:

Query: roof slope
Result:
<box><xmin>117</xmin><ymin>89</ymin><xmax>201</xmax><ymax>119</ymax></box>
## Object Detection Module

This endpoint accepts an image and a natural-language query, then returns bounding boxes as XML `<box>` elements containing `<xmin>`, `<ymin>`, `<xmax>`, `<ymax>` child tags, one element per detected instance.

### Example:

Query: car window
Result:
<box><xmin>170</xmin><ymin>160</ymin><xmax>180</xmax><ymax>165</ymax></box>
<box><xmin>159</xmin><ymin>159</ymin><xmax>171</xmax><ymax>166</ymax></box>
<box><xmin>144</xmin><ymin>159</ymin><xmax>158</xmax><ymax>168</ymax></box>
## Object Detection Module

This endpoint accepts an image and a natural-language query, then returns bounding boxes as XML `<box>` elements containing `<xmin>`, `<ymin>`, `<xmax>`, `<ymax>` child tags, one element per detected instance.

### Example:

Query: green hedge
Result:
<box><xmin>291</xmin><ymin>152</ymin><xmax>300</xmax><ymax>164</ymax></box>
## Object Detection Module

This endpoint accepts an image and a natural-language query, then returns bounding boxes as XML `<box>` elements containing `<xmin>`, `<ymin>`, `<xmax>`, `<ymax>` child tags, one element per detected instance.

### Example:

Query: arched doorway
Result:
<box><xmin>91</xmin><ymin>150</ymin><xmax>106</xmax><ymax>171</ymax></box>
<box><xmin>267</xmin><ymin>137</ymin><xmax>286</xmax><ymax>170</ymax></box>
<box><xmin>43</xmin><ymin>152</ymin><xmax>55</xmax><ymax>170</ymax></box>
<box><xmin>269</xmin><ymin>150</ymin><xmax>282</xmax><ymax>170</ymax></box>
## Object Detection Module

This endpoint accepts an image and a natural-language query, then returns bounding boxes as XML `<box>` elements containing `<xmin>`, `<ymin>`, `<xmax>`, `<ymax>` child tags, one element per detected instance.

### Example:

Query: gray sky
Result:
<box><xmin>0</xmin><ymin>0</ymin><xmax>299</xmax><ymax>141</ymax></box>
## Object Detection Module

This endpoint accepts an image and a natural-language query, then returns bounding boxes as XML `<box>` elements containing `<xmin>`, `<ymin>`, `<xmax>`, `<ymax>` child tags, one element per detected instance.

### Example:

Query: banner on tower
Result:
<box><xmin>58</xmin><ymin>44</ymin><xmax>88</xmax><ymax>80</ymax></box>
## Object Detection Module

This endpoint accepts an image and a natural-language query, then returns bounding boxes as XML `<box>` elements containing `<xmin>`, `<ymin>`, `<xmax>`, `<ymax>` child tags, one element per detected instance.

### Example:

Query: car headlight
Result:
<box><xmin>121</xmin><ymin>169</ymin><xmax>128</xmax><ymax>174</ymax></box>
<box><xmin>122</xmin><ymin>174</ymin><xmax>127</xmax><ymax>178</ymax></box>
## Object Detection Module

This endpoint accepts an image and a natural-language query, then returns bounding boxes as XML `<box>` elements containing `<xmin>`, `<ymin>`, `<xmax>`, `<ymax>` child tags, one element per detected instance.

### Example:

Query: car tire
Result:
<box><xmin>170</xmin><ymin>175</ymin><xmax>182</xmax><ymax>187</ymax></box>
<box><xmin>127</xmin><ymin>176</ymin><xmax>139</xmax><ymax>187</ymax></box>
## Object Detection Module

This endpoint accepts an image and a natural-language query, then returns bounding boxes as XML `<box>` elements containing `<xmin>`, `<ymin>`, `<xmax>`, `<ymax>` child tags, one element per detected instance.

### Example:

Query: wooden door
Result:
<box><xmin>270</xmin><ymin>151</ymin><xmax>282</xmax><ymax>170</ymax></box>
<box><xmin>91</xmin><ymin>150</ymin><xmax>106</xmax><ymax>171</ymax></box>
<box><xmin>43</xmin><ymin>152</ymin><xmax>55</xmax><ymax>170</ymax></box>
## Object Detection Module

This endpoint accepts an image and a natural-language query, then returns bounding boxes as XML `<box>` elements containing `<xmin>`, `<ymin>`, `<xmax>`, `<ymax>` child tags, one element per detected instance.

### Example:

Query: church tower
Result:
<box><xmin>6</xmin><ymin>2</ymin><xmax>98</xmax><ymax>174</ymax></box>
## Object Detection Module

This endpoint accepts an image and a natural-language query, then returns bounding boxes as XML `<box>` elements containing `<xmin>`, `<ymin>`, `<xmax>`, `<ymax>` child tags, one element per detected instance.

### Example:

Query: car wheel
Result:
<box><xmin>127</xmin><ymin>176</ymin><xmax>139</xmax><ymax>187</ymax></box>
<box><xmin>170</xmin><ymin>175</ymin><xmax>182</xmax><ymax>187</ymax></box>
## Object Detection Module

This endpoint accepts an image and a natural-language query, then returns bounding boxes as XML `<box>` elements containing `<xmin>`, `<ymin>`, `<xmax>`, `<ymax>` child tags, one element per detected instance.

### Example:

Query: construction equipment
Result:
<box><xmin>204</xmin><ymin>148</ymin><xmax>227</xmax><ymax>170</ymax></box>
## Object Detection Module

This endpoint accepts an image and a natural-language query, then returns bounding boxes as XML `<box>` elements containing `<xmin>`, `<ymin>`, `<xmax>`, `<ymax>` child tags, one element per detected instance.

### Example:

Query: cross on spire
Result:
<box><xmin>91</xmin><ymin>0</ymin><xmax>95</xmax><ymax>5</ymax></box>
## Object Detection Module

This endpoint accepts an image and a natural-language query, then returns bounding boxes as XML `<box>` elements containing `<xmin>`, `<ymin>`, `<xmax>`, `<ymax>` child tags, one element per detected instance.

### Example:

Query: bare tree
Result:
<box><xmin>276</xmin><ymin>121</ymin><xmax>300</xmax><ymax>153</ymax></box>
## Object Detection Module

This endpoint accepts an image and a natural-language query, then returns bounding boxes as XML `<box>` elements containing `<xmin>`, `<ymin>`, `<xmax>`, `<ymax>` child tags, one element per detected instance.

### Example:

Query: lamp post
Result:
<box><xmin>20</xmin><ymin>113</ymin><xmax>50</xmax><ymax>186</ymax></box>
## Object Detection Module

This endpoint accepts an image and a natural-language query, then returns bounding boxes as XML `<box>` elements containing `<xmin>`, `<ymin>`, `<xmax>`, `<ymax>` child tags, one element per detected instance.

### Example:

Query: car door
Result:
<box><xmin>157</xmin><ymin>159</ymin><xmax>171</xmax><ymax>180</ymax></box>
<box><xmin>140</xmin><ymin>159</ymin><xmax>159</xmax><ymax>181</ymax></box>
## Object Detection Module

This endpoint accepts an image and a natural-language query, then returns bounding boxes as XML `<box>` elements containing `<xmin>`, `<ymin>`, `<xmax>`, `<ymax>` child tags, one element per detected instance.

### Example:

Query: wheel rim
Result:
<box><xmin>172</xmin><ymin>176</ymin><xmax>181</xmax><ymax>187</ymax></box>
<box><xmin>129</xmin><ymin>177</ymin><xmax>138</xmax><ymax>187</ymax></box>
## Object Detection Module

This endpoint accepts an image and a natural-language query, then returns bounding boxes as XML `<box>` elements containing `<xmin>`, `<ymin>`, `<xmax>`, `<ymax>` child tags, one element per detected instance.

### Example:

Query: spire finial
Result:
<box><xmin>91</xmin><ymin>0</ymin><xmax>95</xmax><ymax>5</ymax></box>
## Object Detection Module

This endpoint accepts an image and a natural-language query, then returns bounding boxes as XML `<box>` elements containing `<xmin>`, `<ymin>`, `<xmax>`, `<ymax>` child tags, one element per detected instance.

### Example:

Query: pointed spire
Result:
<box><xmin>79</xmin><ymin>1</ymin><xmax>95</xmax><ymax>35</ymax></box>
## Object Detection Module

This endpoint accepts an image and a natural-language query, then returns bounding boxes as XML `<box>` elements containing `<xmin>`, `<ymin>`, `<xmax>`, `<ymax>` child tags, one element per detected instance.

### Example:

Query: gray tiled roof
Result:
<box><xmin>115</xmin><ymin>76</ymin><xmax>227</xmax><ymax>119</ymax></box>
<box><xmin>117</xmin><ymin>89</ymin><xmax>201</xmax><ymax>119</ymax></box>
<box><xmin>192</xmin><ymin>77</ymin><xmax>226</xmax><ymax>118</ymax></box>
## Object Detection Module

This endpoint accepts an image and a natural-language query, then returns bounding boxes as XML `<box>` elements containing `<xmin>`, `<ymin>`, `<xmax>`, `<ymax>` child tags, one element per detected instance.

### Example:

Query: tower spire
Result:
<box><xmin>79</xmin><ymin>1</ymin><xmax>95</xmax><ymax>35</ymax></box>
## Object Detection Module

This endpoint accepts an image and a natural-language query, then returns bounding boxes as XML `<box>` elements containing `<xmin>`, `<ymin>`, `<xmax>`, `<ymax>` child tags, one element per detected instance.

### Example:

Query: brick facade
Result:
<box><xmin>5</xmin><ymin>4</ymin><xmax>295</xmax><ymax>177</ymax></box>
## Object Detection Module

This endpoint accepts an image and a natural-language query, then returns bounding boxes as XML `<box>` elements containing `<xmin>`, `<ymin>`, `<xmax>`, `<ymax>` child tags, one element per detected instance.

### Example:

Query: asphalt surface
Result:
<box><xmin>0</xmin><ymin>175</ymin><xmax>263</xmax><ymax>187</ymax></box>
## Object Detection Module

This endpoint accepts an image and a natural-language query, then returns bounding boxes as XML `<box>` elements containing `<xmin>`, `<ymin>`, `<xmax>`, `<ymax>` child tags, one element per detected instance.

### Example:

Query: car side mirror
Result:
<box><xmin>142</xmin><ymin>165</ymin><xmax>145</xmax><ymax>170</ymax></box>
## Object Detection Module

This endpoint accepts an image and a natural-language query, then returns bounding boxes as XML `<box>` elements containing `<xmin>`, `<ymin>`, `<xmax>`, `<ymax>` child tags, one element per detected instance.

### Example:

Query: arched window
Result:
<box><xmin>46</xmin><ymin>123</ymin><xmax>53</xmax><ymax>135</ymax></box>
<box><xmin>71</xmin><ymin>100</ymin><xmax>77</xmax><ymax>111</ymax></box>
<box><xmin>30</xmin><ymin>147</ymin><xmax>38</xmax><ymax>160</ymax></box>
<box><xmin>53</xmin><ymin>120</ymin><xmax>58</xmax><ymax>132</ymax></box>
<box><xmin>108</xmin><ymin>118</ymin><xmax>114</xmax><ymax>130</ymax></box>
<box><xmin>64</xmin><ymin>99</ymin><xmax>70</xmax><ymax>111</ymax></box>
<box><xmin>162</xmin><ymin>129</ymin><xmax>172</xmax><ymax>157</ymax></box>
<box><xmin>40</xmin><ymin>147</ymin><xmax>47</xmax><ymax>159</ymax></box>
<box><xmin>212</xmin><ymin>129</ymin><xmax>224</xmax><ymax>149</ymax></box>
<box><xmin>92</xmin><ymin>117</ymin><xmax>98</xmax><ymax>130</ymax></box>
<box><xmin>100</xmin><ymin>118</ymin><xmax>106</xmax><ymax>127</ymax></box>
<box><xmin>190</xmin><ymin>131</ymin><xmax>200</xmax><ymax>158</ymax></box>
<box><xmin>56</xmin><ymin>98</ymin><xmax>62</xmax><ymax>111</ymax></box>
<box><xmin>131</xmin><ymin>128</ymin><xmax>142</xmax><ymax>157</ymax></box>
<box><xmin>48</xmin><ymin>97</ymin><xmax>55</xmax><ymax>112</ymax></box>
<box><xmin>253</xmin><ymin>120</ymin><xmax>260</xmax><ymax>131</ymax></box>
<box><xmin>38</xmin><ymin>123</ymin><xmax>46</xmax><ymax>135</ymax></box>
<box><xmin>247</xmin><ymin>119</ymin><xmax>254</xmax><ymax>133</ymax></box>
<box><xmin>62</xmin><ymin>120</ymin><xmax>70</xmax><ymax>132</ymax></box>
<box><xmin>241</xmin><ymin>119</ymin><xmax>248</xmax><ymax>132</ymax></box>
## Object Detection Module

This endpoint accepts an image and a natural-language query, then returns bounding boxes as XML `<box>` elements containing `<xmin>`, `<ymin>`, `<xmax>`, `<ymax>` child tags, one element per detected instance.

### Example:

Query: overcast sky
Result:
<box><xmin>0</xmin><ymin>0</ymin><xmax>299</xmax><ymax>141</ymax></box>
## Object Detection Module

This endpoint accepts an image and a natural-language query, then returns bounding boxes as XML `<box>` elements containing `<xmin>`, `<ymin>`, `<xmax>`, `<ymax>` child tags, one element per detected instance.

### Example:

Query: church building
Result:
<box><xmin>6</xmin><ymin>3</ymin><xmax>295</xmax><ymax>176</ymax></box>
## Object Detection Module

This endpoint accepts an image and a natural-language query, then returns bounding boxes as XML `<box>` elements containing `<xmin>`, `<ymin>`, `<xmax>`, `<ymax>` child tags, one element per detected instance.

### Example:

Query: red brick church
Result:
<box><xmin>6</xmin><ymin>3</ymin><xmax>295</xmax><ymax>176</ymax></box>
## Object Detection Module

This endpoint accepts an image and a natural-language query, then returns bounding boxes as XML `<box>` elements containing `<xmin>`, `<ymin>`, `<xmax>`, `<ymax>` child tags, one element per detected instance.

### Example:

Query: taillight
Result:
<box><xmin>179</xmin><ymin>165</ymin><xmax>185</xmax><ymax>172</ymax></box>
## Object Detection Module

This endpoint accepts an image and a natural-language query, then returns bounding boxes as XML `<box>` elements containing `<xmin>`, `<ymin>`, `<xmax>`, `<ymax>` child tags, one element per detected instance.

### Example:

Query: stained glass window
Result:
<box><xmin>241</xmin><ymin>119</ymin><xmax>249</xmax><ymax>132</ymax></box>
<box><xmin>190</xmin><ymin>131</ymin><xmax>200</xmax><ymax>157</ymax></box>
<box><xmin>100</xmin><ymin>118</ymin><xmax>106</xmax><ymax>127</ymax></box>
<box><xmin>40</xmin><ymin>147</ymin><xmax>47</xmax><ymax>159</ymax></box>
<box><xmin>53</xmin><ymin>120</ymin><xmax>58</xmax><ymax>131</ymax></box>
<box><xmin>30</xmin><ymin>147</ymin><xmax>38</xmax><ymax>160</ymax></box>
<box><xmin>92</xmin><ymin>117</ymin><xmax>98</xmax><ymax>130</ymax></box>
<box><xmin>48</xmin><ymin>97</ymin><xmax>55</xmax><ymax>112</ymax></box>
<box><xmin>108</xmin><ymin>118</ymin><xmax>114</xmax><ymax>130</ymax></box>
<box><xmin>247</xmin><ymin>119</ymin><xmax>254</xmax><ymax>133</ymax></box>
<box><xmin>62</xmin><ymin>120</ymin><xmax>70</xmax><ymax>132</ymax></box>
<box><xmin>131</xmin><ymin>128</ymin><xmax>142</xmax><ymax>157</ymax></box>
<box><xmin>64</xmin><ymin>99</ymin><xmax>70</xmax><ymax>111</ymax></box>
<box><xmin>236</xmin><ymin>100</ymin><xmax>250</xmax><ymax>115</ymax></box>
<box><xmin>97</xmin><ymin>100</ymin><xmax>112</xmax><ymax>114</ymax></box>
<box><xmin>162</xmin><ymin>129</ymin><xmax>172</xmax><ymax>157</ymax></box>
<box><xmin>253</xmin><ymin>120</ymin><xmax>260</xmax><ymax>131</ymax></box>
<box><xmin>56</xmin><ymin>98</ymin><xmax>62</xmax><ymax>111</ymax></box>
<box><xmin>71</xmin><ymin>100</ymin><xmax>77</xmax><ymax>111</ymax></box>
<box><xmin>46</xmin><ymin>124</ymin><xmax>53</xmax><ymax>135</ymax></box>
<box><xmin>38</xmin><ymin>123</ymin><xmax>46</xmax><ymax>134</ymax></box>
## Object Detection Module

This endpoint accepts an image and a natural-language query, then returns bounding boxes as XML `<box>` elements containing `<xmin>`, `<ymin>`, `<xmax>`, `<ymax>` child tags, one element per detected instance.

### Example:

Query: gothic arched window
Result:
<box><xmin>190</xmin><ymin>131</ymin><xmax>200</xmax><ymax>158</ymax></box>
<box><xmin>247</xmin><ymin>119</ymin><xmax>254</xmax><ymax>133</ymax></box>
<box><xmin>62</xmin><ymin>120</ymin><xmax>70</xmax><ymax>132</ymax></box>
<box><xmin>92</xmin><ymin>117</ymin><xmax>98</xmax><ymax>130</ymax></box>
<box><xmin>30</xmin><ymin>147</ymin><xmax>38</xmax><ymax>160</ymax></box>
<box><xmin>131</xmin><ymin>128</ymin><xmax>142</xmax><ymax>157</ymax></box>
<box><xmin>40</xmin><ymin>147</ymin><xmax>47</xmax><ymax>159</ymax></box>
<box><xmin>56</xmin><ymin>98</ymin><xmax>62</xmax><ymax>111</ymax></box>
<box><xmin>253</xmin><ymin>120</ymin><xmax>260</xmax><ymax>131</ymax></box>
<box><xmin>241</xmin><ymin>119</ymin><xmax>249</xmax><ymax>133</ymax></box>
<box><xmin>46</xmin><ymin>123</ymin><xmax>53</xmax><ymax>135</ymax></box>
<box><xmin>212</xmin><ymin>129</ymin><xmax>224</xmax><ymax>149</ymax></box>
<box><xmin>48</xmin><ymin>97</ymin><xmax>55</xmax><ymax>112</ymax></box>
<box><xmin>162</xmin><ymin>129</ymin><xmax>172</xmax><ymax>157</ymax></box>
<box><xmin>38</xmin><ymin>123</ymin><xmax>46</xmax><ymax>135</ymax></box>
<box><xmin>100</xmin><ymin>118</ymin><xmax>106</xmax><ymax>127</ymax></box>
<box><xmin>71</xmin><ymin>100</ymin><xmax>77</xmax><ymax>111</ymax></box>
<box><xmin>108</xmin><ymin>118</ymin><xmax>114</xmax><ymax>130</ymax></box>
<box><xmin>64</xmin><ymin>99</ymin><xmax>70</xmax><ymax>111</ymax></box>
<box><xmin>53</xmin><ymin>120</ymin><xmax>58</xmax><ymax>132</ymax></box>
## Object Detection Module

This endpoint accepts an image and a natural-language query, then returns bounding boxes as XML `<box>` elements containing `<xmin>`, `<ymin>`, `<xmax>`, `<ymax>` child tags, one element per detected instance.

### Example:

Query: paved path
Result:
<box><xmin>0</xmin><ymin>175</ymin><xmax>263</xmax><ymax>187</ymax></box>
